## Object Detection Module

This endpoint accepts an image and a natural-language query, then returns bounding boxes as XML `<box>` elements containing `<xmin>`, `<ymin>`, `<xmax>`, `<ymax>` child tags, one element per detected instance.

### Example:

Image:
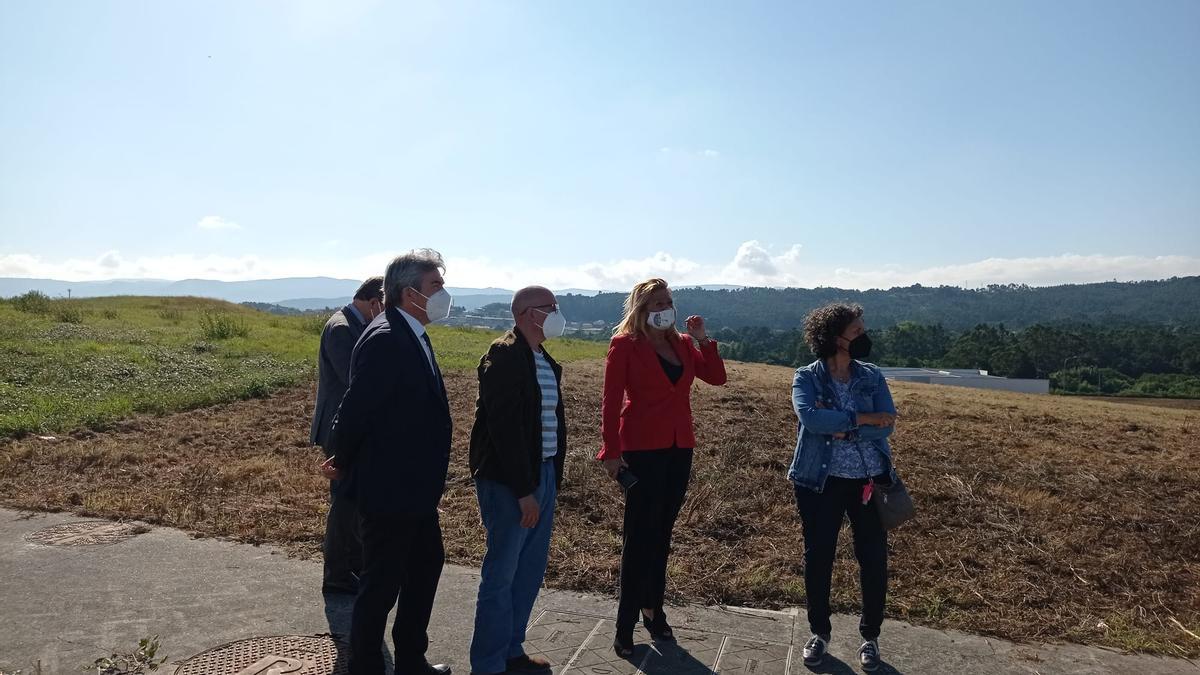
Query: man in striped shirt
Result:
<box><xmin>467</xmin><ymin>286</ymin><xmax>568</xmax><ymax>675</ymax></box>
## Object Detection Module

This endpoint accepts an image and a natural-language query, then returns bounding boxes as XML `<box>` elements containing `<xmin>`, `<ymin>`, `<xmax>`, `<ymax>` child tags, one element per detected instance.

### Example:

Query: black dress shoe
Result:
<box><xmin>641</xmin><ymin>610</ymin><xmax>675</xmax><ymax>642</ymax></box>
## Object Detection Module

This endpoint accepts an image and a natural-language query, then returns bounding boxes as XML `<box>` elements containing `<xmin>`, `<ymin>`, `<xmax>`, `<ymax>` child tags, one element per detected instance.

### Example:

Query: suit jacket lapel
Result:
<box><xmin>637</xmin><ymin>335</ymin><xmax>682</xmax><ymax>387</ymax></box>
<box><xmin>670</xmin><ymin>335</ymin><xmax>694</xmax><ymax>383</ymax></box>
<box><xmin>634</xmin><ymin>337</ymin><xmax>657</xmax><ymax>378</ymax></box>
<box><xmin>386</xmin><ymin>307</ymin><xmax>443</xmax><ymax>402</ymax></box>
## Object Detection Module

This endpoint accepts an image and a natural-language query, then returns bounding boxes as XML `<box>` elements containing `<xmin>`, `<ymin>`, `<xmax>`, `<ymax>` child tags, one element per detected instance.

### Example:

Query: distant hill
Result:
<box><xmin>270</xmin><ymin>298</ymin><xmax>345</xmax><ymax>312</ymax></box>
<box><xmin>0</xmin><ymin>277</ymin><xmax>589</xmax><ymax>311</ymax></box>
<box><xmin>240</xmin><ymin>302</ymin><xmax>310</xmax><ymax>316</ymax></box>
<box><xmin>0</xmin><ymin>276</ymin><xmax>363</xmax><ymax>303</ymax></box>
<box><xmin>7</xmin><ymin>276</ymin><xmax>1198</xmax><ymax>329</ymax></box>
<box><xmin>555</xmin><ymin>277</ymin><xmax>1200</xmax><ymax>331</ymax></box>
<box><xmin>271</xmin><ymin>293</ymin><xmax>520</xmax><ymax>312</ymax></box>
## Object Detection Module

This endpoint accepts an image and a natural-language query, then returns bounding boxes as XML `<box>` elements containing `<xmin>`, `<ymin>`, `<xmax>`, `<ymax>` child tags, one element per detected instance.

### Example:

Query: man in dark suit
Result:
<box><xmin>312</xmin><ymin>276</ymin><xmax>384</xmax><ymax>596</ymax></box>
<box><xmin>326</xmin><ymin>249</ymin><xmax>454</xmax><ymax>675</ymax></box>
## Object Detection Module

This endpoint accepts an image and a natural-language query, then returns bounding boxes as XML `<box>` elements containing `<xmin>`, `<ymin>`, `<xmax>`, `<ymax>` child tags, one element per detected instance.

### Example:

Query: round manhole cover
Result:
<box><xmin>177</xmin><ymin>635</ymin><xmax>348</xmax><ymax>675</ymax></box>
<box><xmin>25</xmin><ymin>520</ymin><xmax>148</xmax><ymax>546</ymax></box>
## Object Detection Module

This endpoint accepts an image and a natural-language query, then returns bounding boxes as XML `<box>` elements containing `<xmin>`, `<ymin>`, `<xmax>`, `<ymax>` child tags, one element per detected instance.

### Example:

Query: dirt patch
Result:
<box><xmin>1</xmin><ymin>360</ymin><xmax>1197</xmax><ymax>656</ymax></box>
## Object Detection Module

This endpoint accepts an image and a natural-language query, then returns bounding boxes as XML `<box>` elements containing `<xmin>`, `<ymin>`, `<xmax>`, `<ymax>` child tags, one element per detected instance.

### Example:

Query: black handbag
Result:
<box><xmin>874</xmin><ymin>473</ymin><xmax>915</xmax><ymax>530</ymax></box>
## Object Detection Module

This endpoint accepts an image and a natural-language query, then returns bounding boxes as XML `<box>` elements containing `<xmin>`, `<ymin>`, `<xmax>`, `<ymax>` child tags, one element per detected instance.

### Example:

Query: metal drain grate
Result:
<box><xmin>25</xmin><ymin>520</ymin><xmax>147</xmax><ymax>546</ymax></box>
<box><xmin>176</xmin><ymin>635</ymin><xmax>348</xmax><ymax>675</ymax></box>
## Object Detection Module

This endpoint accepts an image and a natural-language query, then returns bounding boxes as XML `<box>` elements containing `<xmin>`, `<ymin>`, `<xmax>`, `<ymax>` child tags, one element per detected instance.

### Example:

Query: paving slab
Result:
<box><xmin>0</xmin><ymin>509</ymin><xmax>1194</xmax><ymax>674</ymax></box>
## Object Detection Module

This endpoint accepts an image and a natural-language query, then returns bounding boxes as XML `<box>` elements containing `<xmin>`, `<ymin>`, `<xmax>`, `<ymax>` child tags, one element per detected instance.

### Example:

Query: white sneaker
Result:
<box><xmin>858</xmin><ymin>639</ymin><xmax>880</xmax><ymax>671</ymax></box>
<box><xmin>802</xmin><ymin>634</ymin><xmax>829</xmax><ymax>666</ymax></box>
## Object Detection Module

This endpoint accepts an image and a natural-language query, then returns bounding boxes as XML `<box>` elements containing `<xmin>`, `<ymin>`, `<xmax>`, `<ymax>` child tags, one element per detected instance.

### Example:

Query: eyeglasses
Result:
<box><xmin>527</xmin><ymin>304</ymin><xmax>558</xmax><ymax>314</ymax></box>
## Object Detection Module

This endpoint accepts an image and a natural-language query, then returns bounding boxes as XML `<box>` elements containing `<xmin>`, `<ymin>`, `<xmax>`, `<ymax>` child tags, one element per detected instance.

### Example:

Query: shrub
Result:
<box><xmin>243</xmin><ymin>379</ymin><xmax>272</xmax><ymax>398</ymax></box>
<box><xmin>199</xmin><ymin>312</ymin><xmax>250</xmax><ymax>340</ymax></box>
<box><xmin>13</xmin><ymin>290</ymin><xmax>52</xmax><ymax>313</ymax></box>
<box><xmin>1127</xmin><ymin>373</ymin><xmax>1200</xmax><ymax>398</ymax></box>
<box><xmin>1052</xmin><ymin>367</ymin><xmax>1132</xmax><ymax>395</ymax></box>
<box><xmin>52</xmin><ymin>301</ymin><xmax>84</xmax><ymax>324</ymax></box>
<box><xmin>190</xmin><ymin>341</ymin><xmax>218</xmax><ymax>354</ymax></box>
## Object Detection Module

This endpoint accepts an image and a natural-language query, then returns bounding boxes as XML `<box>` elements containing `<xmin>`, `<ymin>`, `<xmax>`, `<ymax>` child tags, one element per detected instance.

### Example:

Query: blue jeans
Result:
<box><xmin>470</xmin><ymin>460</ymin><xmax>557</xmax><ymax>674</ymax></box>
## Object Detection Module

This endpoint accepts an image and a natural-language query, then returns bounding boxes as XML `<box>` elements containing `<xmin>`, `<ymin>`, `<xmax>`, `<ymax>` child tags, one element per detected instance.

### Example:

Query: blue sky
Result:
<box><xmin>1</xmin><ymin>0</ymin><xmax>1197</xmax><ymax>290</ymax></box>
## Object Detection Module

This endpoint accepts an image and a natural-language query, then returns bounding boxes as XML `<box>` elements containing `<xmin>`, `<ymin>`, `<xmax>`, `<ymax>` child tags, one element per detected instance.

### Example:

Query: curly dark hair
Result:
<box><xmin>803</xmin><ymin>302</ymin><xmax>864</xmax><ymax>358</ymax></box>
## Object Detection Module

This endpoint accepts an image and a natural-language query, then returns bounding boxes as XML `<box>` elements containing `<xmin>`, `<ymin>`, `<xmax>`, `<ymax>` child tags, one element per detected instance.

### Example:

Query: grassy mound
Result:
<box><xmin>0</xmin><ymin>294</ymin><xmax>602</xmax><ymax>437</ymax></box>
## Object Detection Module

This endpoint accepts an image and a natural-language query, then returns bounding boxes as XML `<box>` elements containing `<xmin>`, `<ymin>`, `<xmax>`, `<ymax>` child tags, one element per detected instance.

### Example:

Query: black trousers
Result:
<box><xmin>323</xmin><ymin>479</ymin><xmax>363</xmax><ymax>592</ymax></box>
<box><xmin>616</xmin><ymin>447</ymin><xmax>693</xmax><ymax>632</ymax></box>
<box><xmin>794</xmin><ymin>476</ymin><xmax>888</xmax><ymax>640</ymax></box>
<box><xmin>349</xmin><ymin>510</ymin><xmax>445</xmax><ymax>675</ymax></box>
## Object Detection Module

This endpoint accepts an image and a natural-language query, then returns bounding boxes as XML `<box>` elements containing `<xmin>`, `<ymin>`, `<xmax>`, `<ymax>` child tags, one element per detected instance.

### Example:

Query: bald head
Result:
<box><xmin>511</xmin><ymin>286</ymin><xmax>555</xmax><ymax>317</ymax></box>
<box><xmin>512</xmin><ymin>286</ymin><xmax>558</xmax><ymax>349</ymax></box>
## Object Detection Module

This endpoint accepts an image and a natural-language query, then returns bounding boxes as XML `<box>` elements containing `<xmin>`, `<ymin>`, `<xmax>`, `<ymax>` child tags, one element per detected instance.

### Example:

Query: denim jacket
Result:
<box><xmin>787</xmin><ymin>359</ymin><xmax>897</xmax><ymax>493</ymax></box>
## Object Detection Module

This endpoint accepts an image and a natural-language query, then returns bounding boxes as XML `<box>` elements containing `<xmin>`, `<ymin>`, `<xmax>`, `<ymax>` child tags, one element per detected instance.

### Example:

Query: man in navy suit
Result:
<box><xmin>311</xmin><ymin>276</ymin><xmax>384</xmax><ymax>596</ymax></box>
<box><xmin>326</xmin><ymin>249</ymin><xmax>454</xmax><ymax>675</ymax></box>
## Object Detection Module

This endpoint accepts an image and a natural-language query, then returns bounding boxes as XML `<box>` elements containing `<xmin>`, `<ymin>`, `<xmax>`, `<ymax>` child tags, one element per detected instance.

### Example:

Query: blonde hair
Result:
<box><xmin>613</xmin><ymin>278</ymin><xmax>680</xmax><ymax>340</ymax></box>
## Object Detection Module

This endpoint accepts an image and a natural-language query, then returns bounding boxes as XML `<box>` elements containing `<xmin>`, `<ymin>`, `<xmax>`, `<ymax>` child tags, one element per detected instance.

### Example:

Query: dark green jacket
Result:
<box><xmin>468</xmin><ymin>327</ymin><xmax>567</xmax><ymax>498</ymax></box>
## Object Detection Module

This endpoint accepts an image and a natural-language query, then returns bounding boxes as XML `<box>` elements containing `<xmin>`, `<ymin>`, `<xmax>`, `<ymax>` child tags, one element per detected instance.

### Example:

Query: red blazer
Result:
<box><xmin>598</xmin><ymin>332</ymin><xmax>727</xmax><ymax>460</ymax></box>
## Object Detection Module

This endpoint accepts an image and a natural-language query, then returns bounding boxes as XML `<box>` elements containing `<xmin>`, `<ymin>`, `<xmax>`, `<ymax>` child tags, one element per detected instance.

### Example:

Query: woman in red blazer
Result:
<box><xmin>597</xmin><ymin>277</ymin><xmax>727</xmax><ymax>657</ymax></box>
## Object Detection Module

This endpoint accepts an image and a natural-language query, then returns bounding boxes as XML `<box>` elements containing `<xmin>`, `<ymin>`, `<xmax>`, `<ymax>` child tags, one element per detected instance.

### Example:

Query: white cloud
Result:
<box><xmin>577</xmin><ymin>252</ymin><xmax>703</xmax><ymax>290</ymax></box>
<box><xmin>437</xmin><ymin>251</ymin><xmax>705</xmax><ymax>292</ymax></box>
<box><xmin>1</xmin><ymin>246</ymin><xmax>1196</xmax><ymax>291</ymax></box>
<box><xmin>0</xmin><ymin>251</ymin><xmax>307</xmax><ymax>282</ymax></box>
<box><xmin>197</xmin><ymin>216</ymin><xmax>241</xmax><ymax>231</ymax></box>
<box><xmin>721</xmin><ymin>241</ymin><xmax>804</xmax><ymax>285</ymax></box>
<box><xmin>97</xmin><ymin>250</ymin><xmax>122</xmax><ymax>269</ymax></box>
<box><xmin>339</xmin><ymin>247</ymin><xmax>1187</xmax><ymax>291</ymax></box>
<box><xmin>658</xmin><ymin>147</ymin><xmax>722</xmax><ymax>159</ymax></box>
<box><xmin>817</xmin><ymin>254</ymin><xmax>1200</xmax><ymax>290</ymax></box>
<box><xmin>0</xmin><ymin>253</ymin><xmax>42</xmax><ymax>278</ymax></box>
<box><xmin>716</xmin><ymin>245</ymin><xmax>1199</xmax><ymax>290</ymax></box>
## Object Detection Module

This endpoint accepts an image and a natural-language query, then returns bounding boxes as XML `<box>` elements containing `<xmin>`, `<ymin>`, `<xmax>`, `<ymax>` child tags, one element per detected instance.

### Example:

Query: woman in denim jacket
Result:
<box><xmin>788</xmin><ymin>303</ymin><xmax>897</xmax><ymax>672</ymax></box>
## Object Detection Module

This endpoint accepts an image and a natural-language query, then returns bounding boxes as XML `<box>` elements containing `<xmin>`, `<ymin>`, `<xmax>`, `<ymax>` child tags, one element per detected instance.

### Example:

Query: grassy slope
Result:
<box><xmin>0</xmin><ymin>296</ymin><xmax>604</xmax><ymax>438</ymax></box>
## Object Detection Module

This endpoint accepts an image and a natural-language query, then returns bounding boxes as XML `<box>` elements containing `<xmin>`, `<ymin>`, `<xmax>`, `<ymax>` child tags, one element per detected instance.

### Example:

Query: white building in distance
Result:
<box><xmin>880</xmin><ymin>367</ymin><xmax>1049</xmax><ymax>395</ymax></box>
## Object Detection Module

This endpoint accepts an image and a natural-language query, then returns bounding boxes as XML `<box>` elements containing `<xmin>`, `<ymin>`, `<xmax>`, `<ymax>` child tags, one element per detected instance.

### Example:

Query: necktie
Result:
<box><xmin>421</xmin><ymin>333</ymin><xmax>444</xmax><ymax>393</ymax></box>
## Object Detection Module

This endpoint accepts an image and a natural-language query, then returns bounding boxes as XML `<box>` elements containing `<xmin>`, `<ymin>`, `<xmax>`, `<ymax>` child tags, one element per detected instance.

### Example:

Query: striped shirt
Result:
<box><xmin>533</xmin><ymin>350</ymin><xmax>558</xmax><ymax>459</ymax></box>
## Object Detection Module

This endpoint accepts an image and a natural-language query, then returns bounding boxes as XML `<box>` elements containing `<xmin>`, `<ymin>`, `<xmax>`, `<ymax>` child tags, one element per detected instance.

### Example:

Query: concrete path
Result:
<box><xmin>1</xmin><ymin>509</ymin><xmax>1194</xmax><ymax>674</ymax></box>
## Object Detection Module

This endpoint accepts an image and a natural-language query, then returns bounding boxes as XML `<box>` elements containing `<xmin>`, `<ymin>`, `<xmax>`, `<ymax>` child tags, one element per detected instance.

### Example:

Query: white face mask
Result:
<box><xmin>413</xmin><ymin>288</ymin><xmax>453</xmax><ymax>321</ymax></box>
<box><xmin>646</xmin><ymin>307</ymin><xmax>676</xmax><ymax>330</ymax></box>
<box><xmin>537</xmin><ymin>309</ymin><xmax>566</xmax><ymax>339</ymax></box>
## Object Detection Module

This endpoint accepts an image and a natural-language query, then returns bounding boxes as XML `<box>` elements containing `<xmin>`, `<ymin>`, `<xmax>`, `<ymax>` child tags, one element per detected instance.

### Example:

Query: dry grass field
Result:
<box><xmin>1</xmin><ymin>358</ymin><xmax>1197</xmax><ymax>657</ymax></box>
